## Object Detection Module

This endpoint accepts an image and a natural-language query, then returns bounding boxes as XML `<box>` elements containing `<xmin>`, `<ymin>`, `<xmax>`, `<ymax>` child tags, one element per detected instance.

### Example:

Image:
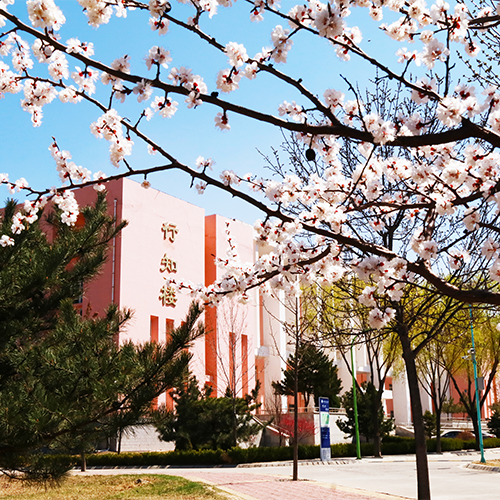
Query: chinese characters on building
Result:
<box><xmin>160</xmin><ymin>254</ymin><xmax>177</xmax><ymax>273</ymax></box>
<box><xmin>161</xmin><ymin>222</ymin><xmax>178</xmax><ymax>242</ymax></box>
<box><xmin>159</xmin><ymin>222</ymin><xmax>178</xmax><ymax>307</ymax></box>
<box><xmin>159</xmin><ymin>283</ymin><xmax>177</xmax><ymax>307</ymax></box>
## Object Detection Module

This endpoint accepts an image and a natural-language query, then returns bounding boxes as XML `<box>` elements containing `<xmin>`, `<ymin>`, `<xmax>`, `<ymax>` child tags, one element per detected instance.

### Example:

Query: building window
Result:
<box><xmin>164</xmin><ymin>318</ymin><xmax>175</xmax><ymax>411</ymax></box>
<box><xmin>229</xmin><ymin>331</ymin><xmax>236</xmax><ymax>395</ymax></box>
<box><xmin>242</xmin><ymin>334</ymin><xmax>248</xmax><ymax>396</ymax></box>
<box><xmin>165</xmin><ymin>318</ymin><xmax>174</xmax><ymax>340</ymax></box>
<box><xmin>150</xmin><ymin>315</ymin><xmax>160</xmax><ymax>410</ymax></box>
<box><xmin>150</xmin><ymin>315</ymin><xmax>159</xmax><ymax>344</ymax></box>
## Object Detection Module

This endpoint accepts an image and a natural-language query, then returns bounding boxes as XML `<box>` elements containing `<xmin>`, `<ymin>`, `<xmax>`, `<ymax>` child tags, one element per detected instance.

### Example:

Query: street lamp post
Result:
<box><xmin>350</xmin><ymin>334</ymin><xmax>361</xmax><ymax>460</ymax></box>
<box><xmin>469</xmin><ymin>305</ymin><xmax>486</xmax><ymax>464</ymax></box>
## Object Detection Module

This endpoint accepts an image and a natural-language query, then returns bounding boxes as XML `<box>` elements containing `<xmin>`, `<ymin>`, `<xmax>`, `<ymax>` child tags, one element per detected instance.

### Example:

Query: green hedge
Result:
<box><xmin>86</xmin><ymin>449</ymin><xmax>224</xmax><ymax>467</ymax></box>
<box><xmin>66</xmin><ymin>436</ymin><xmax>500</xmax><ymax>468</ymax></box>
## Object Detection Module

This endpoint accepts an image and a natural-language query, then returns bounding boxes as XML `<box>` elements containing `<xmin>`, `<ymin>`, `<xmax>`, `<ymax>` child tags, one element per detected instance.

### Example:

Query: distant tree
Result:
<box><xmin>153</xmin><ymin>374</ymin><xmax>261</xmax><ymax>450</ymax></box>
<box><xmin>213</xmin><ymin>297</ymin><xmax>252</xmax><ymax>397</ymax></box>
<box><xmin>307</xmin><ymin>278</ymin><xmax>399</xmax><ymax>458</ymax></box>
<box><xmin>442</xmin><ymin>397</ymin><xmax>467</xmax><ymax>415</ymax></box>
<box><xmin>207</xmin><ymin>296</ymin><xmax>255</xmax><ymax>447</ymax></box>
<box><xmin>272</xmin><ymin>342</ymin><xmax>342</xmax><ymax>409</ymax></box>
<box><xmin>422</xmin><ymin>411</ymin><xmax>437</xmax><ymax>439</ymax></box>
<box><xmin>279</xmin><ymin>414</ymin><xmax>316</xmax><ymax>445</ymax></box>
<box><xmin>266</xmin><ymin>391</ymin><xmax>287</xmax><ymax>447</ymax></box>
<box><xmin>487</xmin><ymin>410</ymin><xmax>500</xmax><ymax>438</ymax></box>
<box><xmin>416</xmin><ymin>327</ymin><xmax>459</xmax><ymax>453</ymax></box>
<box><xmin>337</xmin><ymin>382</ymin><xmax>394</xmax><ymax>445</ymax></box>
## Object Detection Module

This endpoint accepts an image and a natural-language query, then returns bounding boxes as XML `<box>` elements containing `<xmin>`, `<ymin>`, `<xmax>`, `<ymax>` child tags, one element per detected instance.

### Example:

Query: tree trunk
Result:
<box><xmin>80</xmin><ymin>449</ymin><xmax>86</xmax><ymax>472</ymax></box>
<box><xmin>470</xmin><ymin>407</ymin><xmax>480</xmax><ymax>450</ymax></box>
<box><xmin>233</xmin><ymin>394</ymin><xmax>238</xmax><ymax>448</ymax></box>
<box><xmin>117</xmin><ymin>427</ymin><xmax>122</xmax><ymax>454</ymax></box>
<box><xmin>293</xmin><ymin>369</ymin><xmax>299</xmax><ymax>480</ymax></box>
<box><xmin>435</xmin><ymin>408</ymin><xmax>442</xmax><ymax>454</ymax></box>
<box><xmin>372</xmin><ymin>402</ymin><xmax>382</xmax><ymax>458</ymax></box>
<box><xmin>397</xmin><ymin>316</ymin><xmax>431</xmax><ymax>500</ymax></box>
<box><xmin>451</xmin><ymin>375</ymin><xmax>481</xmax><ymax>450</ymax></box>
<box><xmin>292</xmin><ymin>298</ymin><xmax>299</xmax><ymax>481</ymax></box>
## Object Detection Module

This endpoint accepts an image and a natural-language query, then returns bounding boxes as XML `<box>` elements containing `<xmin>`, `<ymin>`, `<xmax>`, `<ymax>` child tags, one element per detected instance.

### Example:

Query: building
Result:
<box><xmin>75</xmin><ymin>178</ymin><xmax>259</xmax><ymax>450</ymax></box>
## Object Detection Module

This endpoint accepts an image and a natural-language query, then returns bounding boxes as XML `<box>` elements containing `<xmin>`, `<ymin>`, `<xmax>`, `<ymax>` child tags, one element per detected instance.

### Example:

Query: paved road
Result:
<box><xmin>78</xmin><ymin>448</ymin><xmax>500</xmax><ymax>500</ymax></box>
<box><xmin>235</xmin><ymin>451</ymin><xmax>500</xmax><ymax>500</ymax></box>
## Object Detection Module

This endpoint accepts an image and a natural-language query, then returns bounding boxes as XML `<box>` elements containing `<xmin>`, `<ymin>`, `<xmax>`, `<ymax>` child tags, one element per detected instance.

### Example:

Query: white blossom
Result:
<box><xmin>463</xmin><ymin>208</ymin><xmax>480</xmax><ymax>231</ymax></box>
<box><xmin>359</xmin><ymin>286</ymin><xmax>377</xmax><ymax>307</ymax></box>
<box><xmin>225</xmin><ymin>42</ymin><xmax>248</xmax><ymax>68</ymax></box>
<box><xmin>145</xmin><ymin>46</ymin><xmax>172</xmax><ymax>70</ymax></box>
<box><xmin>149</xmin><ymin>0</ymin><xmax>170</xmax><ymax>18</ymax></box>
<box><xmin>27</xmin><ymin>0</ymin><xmax>65</xmax><ymax>30</ymax></box>
<box><xmin>278</xmin><ymin>101</ymin><xmax>305</xmax><ymax>123</ymax></box>
<box><xmin>132</xmin><ymin>80</ymin><xmax>153</xmax><ymax>102</ymax></box>
<box><xmin>436</xmin><ymin>97</ymin><xmax>464</xmax><ymax>127</ymax></box>
<box><xmin>214</xmin><ymin>112</ymin><xmax>230</xmax><ymax>130</ymax></box>
<box><xmin>53</xmin><ymin>190</ymin><xmax>79</xmax><ymax>225</ymax></box>
<box><xmin>482</xmin><ymin>238</ymin><xmax>499</xmax><ymax>260</ymax></box>
<box><xmin>151</xmin><ymin>96</ymin><xmax>178</xmax><ymax>118</ymax></box>
<box><xmin>368</xmin><ymin>308</ymin><xmax>395</xmax><ymax>329</ymax></box>
<box><xmin>0</xmin><ymin>235</ymin><xmax>14</xmax><ymax>247</ymax></box>
<box><xmin>216</xmin><ymin>69</ymin><xmax>241</xmax><ymax>93</ymax></box>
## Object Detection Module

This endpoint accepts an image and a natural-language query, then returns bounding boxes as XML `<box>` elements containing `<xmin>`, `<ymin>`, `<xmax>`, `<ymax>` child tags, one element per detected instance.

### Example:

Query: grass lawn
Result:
<box><xmin>0</xmin><ymin>474</ymin><xmax>230</xmax><ymax>500</ymax></box>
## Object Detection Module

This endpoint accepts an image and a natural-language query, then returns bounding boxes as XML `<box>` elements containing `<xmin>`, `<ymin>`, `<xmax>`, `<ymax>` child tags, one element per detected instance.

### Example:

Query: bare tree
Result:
<box><xmin>210</xmin><ymin>297</ymin><xmax>253</xmax><ymax>398</ymax></box>
<box><xmin>313</xmin><ymin>278</ymin><xmax>399</xmax><ymax>458</ymax></box>
<box><xmin>262</xmin><ymin>286</ymin><xmax>326</xmax><ymax>480</ymax></box>
<box><xmin>415</xmin><ymin>333</ymin><xmax>454</xmax><ymax>453</ymax></box>
<box><xmin>444</xmin><ymin>309</ymin><xmax>500</xmax><ymax>448</ymax></box>
<box><xmin>207</xmin><ymin>296</ymin><xmax>256</xmax><ymax>447</ymax></box>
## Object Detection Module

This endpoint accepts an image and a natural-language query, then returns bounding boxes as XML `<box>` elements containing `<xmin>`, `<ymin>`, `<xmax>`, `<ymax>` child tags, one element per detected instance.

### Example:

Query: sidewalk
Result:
<box><xmin>157</xmin><ymin>470</ymin><xmax>412</xmax><ymax>500</ymax></box>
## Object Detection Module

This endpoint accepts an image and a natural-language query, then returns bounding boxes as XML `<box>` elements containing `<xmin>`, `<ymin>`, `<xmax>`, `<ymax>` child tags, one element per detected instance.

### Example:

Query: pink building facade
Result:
<box><xmin>75</xmin><ymin>178</ymin><xmax>258</xmax><ymax>409</ymax></box>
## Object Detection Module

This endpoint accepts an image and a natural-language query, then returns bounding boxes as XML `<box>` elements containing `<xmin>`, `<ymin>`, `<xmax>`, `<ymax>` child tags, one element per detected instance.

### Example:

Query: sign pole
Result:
<box><xmin>469</xmin><ymin>305</ymin><xmax>485</xmax><ymax>464</ymax></box>
<box><xmin>351</xmin><ymin>335</ymin><xmax>361</xmax><ymax>459</ymax></box>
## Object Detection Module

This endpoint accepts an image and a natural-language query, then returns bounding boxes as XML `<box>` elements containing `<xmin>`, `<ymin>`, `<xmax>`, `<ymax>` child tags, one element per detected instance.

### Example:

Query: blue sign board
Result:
<box><xmin>319</xmin><ymin>397</ymin><xmax>329</xmax><ymax>413</ymax></box>
<box><xmin>319</xmin><ymin>397</ymin><xmax>331</xmax><ymax>461</ymax></box>
<box><xmin>321</xmin><ymin>426</ymin><xmax>330</xmax><ymax>449</ymax></box>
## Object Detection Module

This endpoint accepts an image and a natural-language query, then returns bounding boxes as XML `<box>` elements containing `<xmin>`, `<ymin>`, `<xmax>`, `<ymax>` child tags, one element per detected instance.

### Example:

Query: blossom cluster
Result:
<box><xmin>168</xmin><ymin>126</ymin><xmax>500</xmax><ymax>328</ymax></box>
<box><xmin>1</xmin><ymin>0</ymin><xmax>500</xmax><ymax>330</ymax></box>
<box><xmin>49</xmin><ymin>141</ymin><xmax>91</xmax><ymax>184</ymax></box>
<box><xmin>0</xmin><ymin>192</ymin><xmax>47</xmax><ymax>247</ymax></box>
<box><xmin>90</xmin><ymin>109</ymin><xmax>133</xmax><ymax>167</ymax></box>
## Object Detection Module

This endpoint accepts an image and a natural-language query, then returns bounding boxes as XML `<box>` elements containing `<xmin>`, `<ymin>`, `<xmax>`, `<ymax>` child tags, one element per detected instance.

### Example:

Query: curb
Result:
<box><xmin>466</xmin><ymin>463</ymin><xmax>500</xmax><ymax>473</ymax></box>
<box><xmin>238</xmin><ymin>459</ymin><xmax>357</xmax><ymax>468</ymax></box>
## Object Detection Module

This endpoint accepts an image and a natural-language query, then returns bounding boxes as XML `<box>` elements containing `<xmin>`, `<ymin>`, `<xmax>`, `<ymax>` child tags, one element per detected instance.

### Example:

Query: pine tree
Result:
<box><xmin>337</xmin><ymin>382</ymin><xmax>394</xmax><ymax>444</ymax></box>
<box><xmin>153</xmin><ymin>374</ymin><xmax>261</xmax><ymax>450</ymax></box>
<box><xmin>272</xmin><ymin>343</ymin><xmax>342</xmax><ymax>409</ymax></box>
<box><xmin>0</xmin><ymin>195</ymin><xmax>204</xmax><ymax>481</ymax></box>
<box><xmin>487</xmin><ymin>410</ymin><xmax>500</xmax><ymax>438</ymax></box>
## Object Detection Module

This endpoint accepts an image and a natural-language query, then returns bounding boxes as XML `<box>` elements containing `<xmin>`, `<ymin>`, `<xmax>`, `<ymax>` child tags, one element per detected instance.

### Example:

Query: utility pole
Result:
<box><xmin>469</xmin><ymin>305</ymin><xmax>485</xmax><ymax>464</ymax></box>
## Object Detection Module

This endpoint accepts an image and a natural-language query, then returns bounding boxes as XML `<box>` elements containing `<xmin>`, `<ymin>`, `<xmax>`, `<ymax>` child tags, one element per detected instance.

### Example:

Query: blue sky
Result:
<box><xmin>0</xmin><ymin>0</ymin><xmax>427</xmax><ymax>224</ymax></box>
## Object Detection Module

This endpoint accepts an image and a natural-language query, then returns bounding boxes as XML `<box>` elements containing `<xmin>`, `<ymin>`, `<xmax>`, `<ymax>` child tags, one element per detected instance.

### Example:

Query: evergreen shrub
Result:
<box><xmin>65</xmin><ymin>436</ymin><xmax>500</xmax><ymax>468</ymax></box>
